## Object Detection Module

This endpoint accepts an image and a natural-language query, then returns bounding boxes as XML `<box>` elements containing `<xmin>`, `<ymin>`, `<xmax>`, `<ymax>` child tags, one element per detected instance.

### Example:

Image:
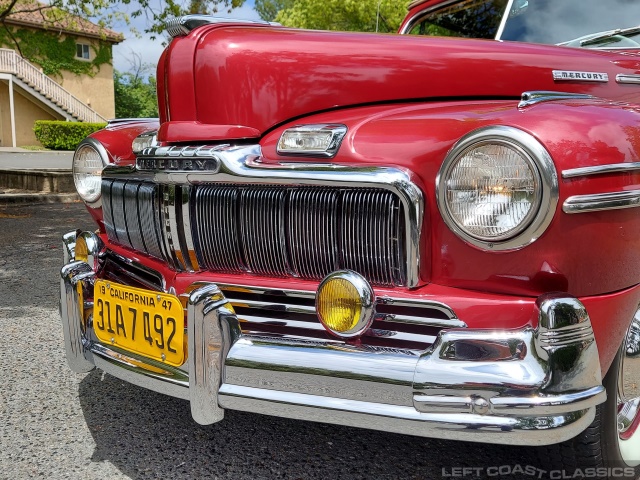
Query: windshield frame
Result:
<box><xmin>401</xmin><ymin>0</ymin><xmax>640</xmax><ymax>50</ymax></box>
<box><xmin>400</xmin><ymin>0</ymin><xmax>515</xmax><ymax>38</ymax></box>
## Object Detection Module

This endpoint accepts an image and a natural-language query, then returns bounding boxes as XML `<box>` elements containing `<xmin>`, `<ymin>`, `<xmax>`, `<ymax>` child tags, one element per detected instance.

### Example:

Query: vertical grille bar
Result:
<box><xmin>101</xmin><ymin>179</ymin><xmax>117</xmax><ymax>242</ymax></box>
<box><xmin>192</xmin><ymin>186</ymin><xmax>245</xmax><ymax>272</ymax></box>
<box><xmin>123</xmin><ymin>182</ymin><xmax>145</xmax><ymax>253</ymax></box>
<box><xmin>341</xmin><ymin>190</ymin><xmax>403</xmax><ymax>286</ymax></box>
<box><xmin>137</xmin><ymin>184</ymin><xmax>165</xmax><ymax>260</ymax></box>
<box><xmin>158</xmin><ymin>185</ymin><xmax>179</xmax><ymax>270</ymax></box>
<box><xmin>111</xmin><ymin>181</ymin><xmax>131</xmax><ymax>249</ymax></box>
<box><xmin>240</xmin><ymin>187</ymin><xmax>288</xmax><ymax>276</ymax></box>
<box><xmin>289</xmin><ymin>188</ymin><xmax>339</xmax><ymax>279</ymax></box>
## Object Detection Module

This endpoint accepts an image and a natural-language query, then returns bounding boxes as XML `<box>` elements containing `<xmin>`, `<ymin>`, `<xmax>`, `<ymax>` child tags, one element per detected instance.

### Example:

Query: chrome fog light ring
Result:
<box><xmin>436</xmin><ymin>125</ymin><xmax>559</xmax><ymax>252</ymax></box>
<box><xmin>316</xmin><ymin>270</ymin><xmax>375</xmax><ymax>339</ymax></box>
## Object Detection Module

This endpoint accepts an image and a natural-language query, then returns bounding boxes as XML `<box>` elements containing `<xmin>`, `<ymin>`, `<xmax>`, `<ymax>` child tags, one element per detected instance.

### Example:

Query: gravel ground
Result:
<box><xmin>0</xmin><ymin>203</ymin><xmax>554</xmax><ymax>480</ymax></box>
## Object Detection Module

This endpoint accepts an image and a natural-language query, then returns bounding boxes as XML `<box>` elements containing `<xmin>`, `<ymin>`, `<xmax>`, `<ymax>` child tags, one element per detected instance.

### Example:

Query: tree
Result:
<box><xmin>114</xmin><ymin>71</ymin><xmax>158</xmax><ymax>118</ymax></box>
<box><xmin>254</xmin><ymin>0</ymin><xmax>293</xmax><ymax>22</ymax></box>
<box><xmin>267</xmin><ymin>0</ymin><xmax>409</xmax><ymax>33</ymax></box>
<box><xmin>114</xmin><ymin>52</ymin><xmax>158</xmax><ymax>118</ymax></box>
<box><xmin>0</xmin><ymin>0</ymin><xmax>247</xmax><ymax>39</ymax></box>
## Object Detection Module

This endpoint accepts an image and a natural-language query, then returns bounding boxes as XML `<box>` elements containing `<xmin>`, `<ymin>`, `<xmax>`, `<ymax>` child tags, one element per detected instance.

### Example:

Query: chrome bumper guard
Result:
<box><xmin>61</xmin><ymin>235</ymin><xmax>606</xmax><ymax>446</ymax></box>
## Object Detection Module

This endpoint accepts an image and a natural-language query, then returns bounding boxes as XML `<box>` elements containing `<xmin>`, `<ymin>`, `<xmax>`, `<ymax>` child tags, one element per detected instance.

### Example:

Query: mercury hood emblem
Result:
<box><xmin>136</xmin><ymin>145</ymin><xmax>222</xmax><ymax>172</ymax></box>
<box><xmin>553</xmin><ymin>70</ymin><xmax>609</xmax><ymax>82</ymax></box>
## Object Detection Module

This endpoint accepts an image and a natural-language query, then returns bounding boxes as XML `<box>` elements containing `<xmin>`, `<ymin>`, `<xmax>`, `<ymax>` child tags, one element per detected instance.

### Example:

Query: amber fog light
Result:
<box><xmin>316</xmin><ymin>271</ymin><xmax>375</xmax><ymax>338</ymax></box>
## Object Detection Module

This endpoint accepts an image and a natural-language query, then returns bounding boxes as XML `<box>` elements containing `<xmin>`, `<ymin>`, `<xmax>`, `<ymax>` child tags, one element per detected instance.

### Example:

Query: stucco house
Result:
<box><xmin>0</xmin><ymin>2</ymin><xmax>122</xmax><ymax>146</ymax></box>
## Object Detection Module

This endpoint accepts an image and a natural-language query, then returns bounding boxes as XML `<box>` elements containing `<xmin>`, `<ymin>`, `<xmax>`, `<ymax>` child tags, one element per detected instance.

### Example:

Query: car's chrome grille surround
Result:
<box><xmin>101</xmin><ymin>144</ymin><xmax>425</xmax><ymax>287</ymax></box>
<box><xmin>102</xmin><ymin>180</ymin><xmax>407</xmax><ymax>286</ymax></box>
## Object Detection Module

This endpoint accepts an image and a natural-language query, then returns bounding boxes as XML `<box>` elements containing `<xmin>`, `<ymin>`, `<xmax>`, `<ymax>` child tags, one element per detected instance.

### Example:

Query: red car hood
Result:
<box><xmin>157</xmin><ymin>24</ymin><xmax>640</xmax><ymax>142</ymax></box>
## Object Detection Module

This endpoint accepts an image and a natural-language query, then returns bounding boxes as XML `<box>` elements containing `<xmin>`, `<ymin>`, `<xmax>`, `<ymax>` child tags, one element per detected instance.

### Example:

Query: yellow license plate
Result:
<box><xmin>93</xmin><ymin>280</ymin><xmax>185</xmax><ymax>367</ymax></box>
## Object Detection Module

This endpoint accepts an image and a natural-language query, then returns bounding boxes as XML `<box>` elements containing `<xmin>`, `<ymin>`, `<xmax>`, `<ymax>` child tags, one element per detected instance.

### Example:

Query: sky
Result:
<box><xmin>111</xmin><ymin>1</ymin><xmax>261</xmax><ymax>74</ymax></box>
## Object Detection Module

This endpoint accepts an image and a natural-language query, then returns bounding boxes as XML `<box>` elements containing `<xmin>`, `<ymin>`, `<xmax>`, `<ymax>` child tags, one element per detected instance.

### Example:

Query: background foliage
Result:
<box><xmin>33</xmin><ymin>120</ymin><xmax>106</xmax><ymax>150</ymax></box>
<box><xmin>255</xmin><ymin>0</ymin><xmax>409</xmax><ymax>32</ymax></box>
<box><xmin>114</xmin><ymin>71</ymin><xmax>158</xmax><ymax>118</ymax></box>
<box><xmin>114</xmin><ymin>53</ymin><xmax>158</xmax><ymax>118</ymax></box>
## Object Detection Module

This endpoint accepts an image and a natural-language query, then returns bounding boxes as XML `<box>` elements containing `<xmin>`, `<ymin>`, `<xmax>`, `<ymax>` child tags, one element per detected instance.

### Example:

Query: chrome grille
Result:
<box><xmin>216</xmin><ymin>285</ymin><xmax>466</xmax><ymax>352</ymax></box>
<box><xmin>102</xmin><ymin>179</ymin><xmax>407</xmax><ymax>286</ymax></box>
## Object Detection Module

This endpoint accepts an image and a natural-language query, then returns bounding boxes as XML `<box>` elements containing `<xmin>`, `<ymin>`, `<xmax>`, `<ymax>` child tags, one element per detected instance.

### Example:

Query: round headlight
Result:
<box><xmin>437</xmin><ymin>126</ymin><xmax>558</xmax><ymax>251</ymax></box>
<box><xmin>73</xmin><ymin>139</ymin><xmax>107</xmax><ymax>205</ymax></box>
<box><xmin>316</xmin><ymin>271</ymin><xmax>375</xmax><ymax>338</ymax></box>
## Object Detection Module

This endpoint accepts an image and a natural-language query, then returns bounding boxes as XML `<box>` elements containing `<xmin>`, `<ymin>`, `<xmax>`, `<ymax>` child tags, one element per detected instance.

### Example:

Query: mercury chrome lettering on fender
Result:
<box><xmin>552</xmin><ymin>70</ymin><xmax>609</xmax><ymax>82</ymax></box>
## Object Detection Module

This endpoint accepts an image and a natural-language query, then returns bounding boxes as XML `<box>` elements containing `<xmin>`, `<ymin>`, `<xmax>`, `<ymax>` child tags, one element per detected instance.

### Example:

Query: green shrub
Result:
<box><xmin>33</xmin><ymin>121</ymin><xmax>107</xmax><ymax>151</ymax></box>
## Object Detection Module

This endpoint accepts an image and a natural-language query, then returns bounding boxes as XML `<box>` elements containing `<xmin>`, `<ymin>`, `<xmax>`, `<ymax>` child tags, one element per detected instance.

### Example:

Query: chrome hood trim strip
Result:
<box><xmin>564</xmin><ymin>190</ymin><xmax>640</xmax><ymax>214</ymax></box>
<box><xmin>563</xmin><ymin>162</ymin><xmax>640</xmax><ymax>179</ymax></box>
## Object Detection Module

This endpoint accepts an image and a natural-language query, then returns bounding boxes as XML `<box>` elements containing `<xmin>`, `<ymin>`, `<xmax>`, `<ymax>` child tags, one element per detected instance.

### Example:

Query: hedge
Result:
<box><xmin>33</xmin><ymin>120</ymin><xmax>107</xmax><ymax>150</ymax></box>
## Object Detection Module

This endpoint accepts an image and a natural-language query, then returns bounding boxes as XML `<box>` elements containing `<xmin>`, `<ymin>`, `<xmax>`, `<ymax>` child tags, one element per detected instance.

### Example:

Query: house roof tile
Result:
<box><xmin>2</xmin><ymin>1</ymin><xmax>124</xmax><ymax>43</ymax></box>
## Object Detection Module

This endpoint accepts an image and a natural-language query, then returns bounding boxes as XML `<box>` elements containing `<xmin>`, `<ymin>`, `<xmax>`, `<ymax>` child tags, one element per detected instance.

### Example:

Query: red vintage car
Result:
<box><xmin>61</xmin><ymin>0</ymin><xmax>640</xmax><ymax>475</ymax></box>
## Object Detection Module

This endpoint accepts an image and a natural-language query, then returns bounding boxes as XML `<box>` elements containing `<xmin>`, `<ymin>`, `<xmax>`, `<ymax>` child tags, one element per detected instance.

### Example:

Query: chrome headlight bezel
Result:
<box><xmin>72</xmin><ymin>137</ymin><xmax>108</xmax><ymax>208</ymax></box>
<box><xmin>436</xmin><ymin>126</ymin><xmax>559</xmax><ymax>252</ymax></box>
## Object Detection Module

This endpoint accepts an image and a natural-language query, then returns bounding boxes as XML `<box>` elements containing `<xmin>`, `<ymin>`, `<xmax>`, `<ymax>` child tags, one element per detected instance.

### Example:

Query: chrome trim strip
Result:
<box><xmin>563</xmin><ymin>162</ymin><xmax>640</xmax><ymax>179</ymax></box>
<box><xmin>238</xmin><ymin>315</ymin><xmax>438</xmax><ymax>346</ymax></box>
<box><xmin>563</xmin><ymin>190</ymin><xmax>640</xmax><ymax>214</ymax></box>
<box><xmin>377</xmin><ymin>296</ymin><xmax>458</xmax><ymax>320</ymax></box>
<box><xmin>107</xmin><ymin>117</ymin><xmax>158</xmax><ymax>126</ymax></box>
<box><xmin>218</xmin><ymin>384</ymin><xmax>597</xmax><ymax>446</ymax></box>
<box><xmin>181</xmin><ymin>186</ymin><xmax>199</xmax><ymax>271</ymax></box>
<box><xmin>415</xmin><ymin>387</ymin><xmax>605</xmax><ymax>416</ymax></box>
<box><xmin>90</xmin><ymin>343</ymin><xmax>189</xmax><ymax>392</ymax></box>
<box><xmin>110</xmin><ymin>145</ymin><xmax>424</xmax><ymax>287</ymax></box>
<box><xmin>518</xmin><ymin>91</ymin><xmax>594</xmax><ymax>109</ymax></box>
<box><xmin>159</xmin><ymin>185</ymin><xmax>180</xmax><ymax>269</ymax></box>
<box><xmin>617</xmin><ymin>74</ymin><xmax>640</xmax><ymax>85</ymax></box>
<box><xmin>377</xmin><ymin>313</ymin><xmax>465</xmax><ymax>329</ymax></box>
<box><xmin>495</xmin><ymin>0</ymin><xmax>515</xmax><ymax>40</ymax></box>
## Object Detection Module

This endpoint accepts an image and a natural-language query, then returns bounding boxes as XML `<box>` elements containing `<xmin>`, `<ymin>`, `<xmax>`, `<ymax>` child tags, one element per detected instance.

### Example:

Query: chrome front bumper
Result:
<box><xmin>61</xmin><ymin>234</ymin><xmax>606</xmax><ymax>446</ymax></box>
